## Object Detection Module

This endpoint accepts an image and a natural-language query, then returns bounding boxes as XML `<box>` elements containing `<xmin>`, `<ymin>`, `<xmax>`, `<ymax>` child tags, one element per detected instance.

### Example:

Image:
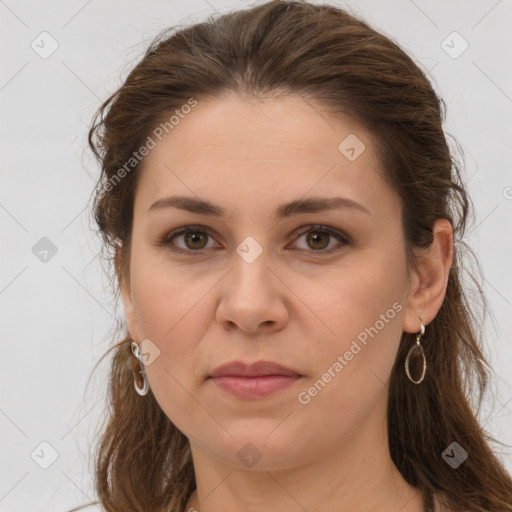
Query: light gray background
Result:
<box><xmin>1</xmin><ymin>0</ymin><xmax>511</xmax><ymax>510</ymax></box>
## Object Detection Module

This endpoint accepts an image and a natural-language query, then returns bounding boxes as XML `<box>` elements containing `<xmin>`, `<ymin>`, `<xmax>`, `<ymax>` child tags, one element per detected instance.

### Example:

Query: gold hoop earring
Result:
<box><xmin>405</xmin><ymin>323</ymin><xmax>426</xmax><ymax>384</ymax></box>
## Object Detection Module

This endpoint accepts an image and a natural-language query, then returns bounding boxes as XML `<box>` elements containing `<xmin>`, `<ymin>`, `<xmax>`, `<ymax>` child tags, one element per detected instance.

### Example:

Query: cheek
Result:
<box><xmin>128</xmin><ymin>251</ymin><xmax>211</xmax><ymax>402</ymax></box>
<box><xmin>129</xmin><ymin>261</ymin><xmax>214</xmax><ymax>433</ymax></box>
<box><xmin>132</xmin><ymin>276</ymin><xmax>211</xmax><ymax>361</ymax></box>
<box><xmin>305</xmin><ymin>249</ymin><xmax>406</xmax><ymax>390</ymax></box>
<box><xmin>313</xmin><ymin>248</ymin><xmax>405</xmax><ymax>335</ymax></box>
<box><xmin>284</xmin><ymin>284</ymin><xmax>404</xmax><ymax>464</ymax></box>
<box><xmin>130</xmin><ymin>242</ymin><xmax>207</xmax><ymax>339</ymax></box>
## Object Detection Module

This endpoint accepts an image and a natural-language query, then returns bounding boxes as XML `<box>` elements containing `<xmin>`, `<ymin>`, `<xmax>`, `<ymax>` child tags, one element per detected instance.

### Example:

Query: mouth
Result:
<box><xmin>208</xmin><ymin>374</ymin><xmax>302</xmax><ymax>399</ymax></box>
<box><xmin>209</xmin><ymin>359</ymin><xmax>302</xmax><ymax>378</ymax></box>
<box><xmin>208</xmin><ymin>360</ymin><xmax>303</xmax><ymax>399</ymax></box>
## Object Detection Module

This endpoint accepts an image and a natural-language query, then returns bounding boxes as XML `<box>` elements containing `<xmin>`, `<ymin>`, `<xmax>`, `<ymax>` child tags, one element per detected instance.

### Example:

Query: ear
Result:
<box><xmin>115</xmin><ymin>247</ymin><xmax>141</xmax><ymax>342</ymax></box>
<box><xmin>402</xmin><ymin>218</ymin><xmax>454</xmax><ymax>333</ymax></box>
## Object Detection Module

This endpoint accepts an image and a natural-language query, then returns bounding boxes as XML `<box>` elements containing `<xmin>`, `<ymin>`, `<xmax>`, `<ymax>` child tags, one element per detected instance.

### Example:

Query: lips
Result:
<box><xmin>208</xmin><ymin>360</ymin><xmax>303</xmax><ymax>399</ymax></box>
<box><xmin>209</xmin><ymin>360</ymin><xmax>302</xmax><ymax>378</ymax></box>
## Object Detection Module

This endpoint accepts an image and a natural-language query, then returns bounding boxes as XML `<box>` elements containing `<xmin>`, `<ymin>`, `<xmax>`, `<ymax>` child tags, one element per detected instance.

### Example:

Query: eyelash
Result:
<box><xmin>157</xmin><ymin>224</ymin><xmax>351</xmax><ymax>256</ymax></box>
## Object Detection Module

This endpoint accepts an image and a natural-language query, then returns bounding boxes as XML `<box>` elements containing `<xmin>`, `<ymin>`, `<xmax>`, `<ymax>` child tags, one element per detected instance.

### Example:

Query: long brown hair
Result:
<box><xmin>71</xmin><ymin>1</ymin><xmax>512</xmax><ymax>511</ymax></box>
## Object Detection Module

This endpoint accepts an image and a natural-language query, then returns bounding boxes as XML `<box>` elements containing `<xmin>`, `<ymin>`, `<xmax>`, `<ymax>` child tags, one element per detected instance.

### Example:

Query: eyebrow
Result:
<box><xmin>147</xmin><ymin>195</ymin><xmax>370</xmax><ymax>218</ymax></box>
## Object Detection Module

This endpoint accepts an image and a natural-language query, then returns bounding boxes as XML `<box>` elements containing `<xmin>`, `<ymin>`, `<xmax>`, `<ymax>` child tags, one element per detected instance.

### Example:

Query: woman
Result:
<box><xmin>72</xmin><ymin>1</ymin><xmax>512</xmax><ymax>511</ymax></box>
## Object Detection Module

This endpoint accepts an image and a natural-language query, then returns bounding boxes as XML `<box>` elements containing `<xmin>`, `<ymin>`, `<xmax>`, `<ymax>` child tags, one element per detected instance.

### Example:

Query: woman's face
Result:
<box><xmin>121</xmin><ymin>93</ymin><xmax>420</xmax><ymax>470</ymax></box>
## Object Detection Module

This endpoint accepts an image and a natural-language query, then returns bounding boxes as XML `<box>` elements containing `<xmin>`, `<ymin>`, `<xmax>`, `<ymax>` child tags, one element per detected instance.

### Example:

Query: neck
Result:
<box><xmin>184</xmin><ymin>396</ymin><xmax>425</xmax><ymax>512</ymax></box>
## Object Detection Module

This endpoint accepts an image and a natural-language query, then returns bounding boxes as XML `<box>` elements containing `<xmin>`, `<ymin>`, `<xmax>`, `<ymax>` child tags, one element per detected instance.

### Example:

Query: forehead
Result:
<box><xmin>135</xmin><ymin>93</ymin><xmax>394</xmax><ymax>218</ymax></box>
<box><xmin>145</xmin><ymin>93</ymin><xmax>373</xmax><ymax>163</ymax></box>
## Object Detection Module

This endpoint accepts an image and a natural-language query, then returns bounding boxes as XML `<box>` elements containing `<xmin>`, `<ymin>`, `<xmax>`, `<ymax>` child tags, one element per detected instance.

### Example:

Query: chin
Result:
<box><xmin>201</xmin><ymin>428</ymin><xmax>310</xmax><ymax>471</ymax></box>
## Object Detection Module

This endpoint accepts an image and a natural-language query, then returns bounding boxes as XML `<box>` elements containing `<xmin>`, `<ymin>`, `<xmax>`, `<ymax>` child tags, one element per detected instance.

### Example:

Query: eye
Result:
<box><xmin>158</xmin><ymin>224</ymin><xmax>350</xmax><ymax>255</ymax></box>
<box><xmin>158</xmin><ymin>226</ymin><xmax>219</xmax><ymax>255</ymax></box>
<box><xmin>290</xmin><ymin>224</ymin><xmax>349</xmax><ymax>254</ymax></box>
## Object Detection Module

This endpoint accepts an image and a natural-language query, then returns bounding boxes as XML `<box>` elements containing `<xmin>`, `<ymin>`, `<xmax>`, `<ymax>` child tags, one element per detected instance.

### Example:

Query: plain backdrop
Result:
<box><xmin>1</xmin><ymin>0</ymin><xmax>511</xmax><ymax>510</ymax></box>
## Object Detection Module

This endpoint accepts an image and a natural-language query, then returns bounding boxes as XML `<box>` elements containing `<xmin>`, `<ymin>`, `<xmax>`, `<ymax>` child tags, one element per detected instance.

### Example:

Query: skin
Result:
<box><xmin>119</xmin><ymin>93</ymin><xmax>453</xmax><ymax>512</ymax></box>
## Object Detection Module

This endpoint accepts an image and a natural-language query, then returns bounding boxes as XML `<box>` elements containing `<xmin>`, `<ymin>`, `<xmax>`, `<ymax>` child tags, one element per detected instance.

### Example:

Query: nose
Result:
<box><xmin>215</xmin><ymin>245</ymin><xmax>289</xmax><ymax>334</ymax></box>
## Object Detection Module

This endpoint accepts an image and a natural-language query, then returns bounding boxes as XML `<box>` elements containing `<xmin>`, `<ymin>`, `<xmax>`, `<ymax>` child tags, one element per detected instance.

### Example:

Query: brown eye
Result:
<box><xmin>305</xmin><ymin>231</ymin><xmax>330</xmax><ymax>250</ymax></box>
<box><xmin>161</xmin><ymin>226</ymin><xmax>219</xmax><ymax>254</ymax></box>
<box><xmin>183</xmin><ymin>230</ymin><xmax>209</xmax><ymax>250</ymax></box>
<box><xmin>292</xmin><ymin>225</ymin><xmax>349</xmax><ymax>254</ymax></box>
<box><xmin>159</xmin><ymin>224</ymin><xmax>349</xmax><ymax>256</ymax></box>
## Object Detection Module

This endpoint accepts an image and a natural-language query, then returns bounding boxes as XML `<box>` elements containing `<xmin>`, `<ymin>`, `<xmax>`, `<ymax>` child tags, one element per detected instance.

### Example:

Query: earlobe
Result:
<box><xmin>120</xmin><ymin>281</ymin><xmax>141</xmax><ymax>342</ymax></box>
<box><xmin>402</xmin><ymin>219</ymin><xmax>454</xmax><ymax>334</ymax></box>
<box><xmin>115</xmin><ymin>249</ymin><xmax>141</xmax><ymax>342</ymax></box>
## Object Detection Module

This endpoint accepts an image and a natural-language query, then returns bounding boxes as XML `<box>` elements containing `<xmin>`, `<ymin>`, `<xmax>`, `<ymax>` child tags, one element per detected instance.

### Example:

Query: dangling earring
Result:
<box><xmin>405</xmin><ymin>322</ymin><xmax>426</xmax><ymax>384</ymax></box>
<box><xmin>130</xmin><ymin>340</ymin><xmax>149</xmax><ymax>396</ymax></box>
